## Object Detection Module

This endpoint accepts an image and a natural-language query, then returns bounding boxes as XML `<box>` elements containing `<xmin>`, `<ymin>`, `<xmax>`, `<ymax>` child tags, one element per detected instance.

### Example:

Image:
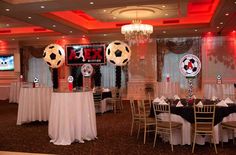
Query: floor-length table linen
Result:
<box><xmin>9</xmin><ymin>82</ymin><xmax>32</xmax><ymax>103</ymax></box>
<box><xmin>48</xmin><ymin>91</ymin><xmax>97</xmax><ymax>145</ymax></box>
<box><xmin>157</xmin><ymin>107</ymin><xmax>236</xmax><ymax>145</ymax></box>
<box><xmin>16</xmin><ymin>87</ymin><xmax>52</xmax><ymax>125</ymax></box>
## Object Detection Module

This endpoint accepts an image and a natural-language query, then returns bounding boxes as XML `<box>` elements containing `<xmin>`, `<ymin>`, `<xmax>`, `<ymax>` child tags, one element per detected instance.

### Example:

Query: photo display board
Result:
<box><xmin>66</xmin><ymin>44</ymin><xmax>105</xmax><ymax>65</ymax></box>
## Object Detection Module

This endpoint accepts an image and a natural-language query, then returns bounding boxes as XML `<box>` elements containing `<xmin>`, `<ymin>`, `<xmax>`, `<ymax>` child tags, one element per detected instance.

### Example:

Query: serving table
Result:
<box><xmin>17</xmin><ymin>87</ymin><xmax>52</xmax><ymax>125</ymax></box>
<box><xmin>48</xmin><ymin>91</ymin><xmax>97</xmax><ymax>145</ymax></box>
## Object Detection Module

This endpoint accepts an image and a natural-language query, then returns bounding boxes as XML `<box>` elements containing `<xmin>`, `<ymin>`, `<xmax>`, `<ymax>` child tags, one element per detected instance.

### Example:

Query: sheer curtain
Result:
<box><xmin>27</xmin><ymin>57</ymin><xmax>52</xmax><ymax>87</ymax></box>
<box><xmin>162</xmin><ymin>52</ymin><xmax>188</xmax><ymax>88</ymax></box>
<box><xmin>100</xmin><ymin>63</ymin><xmax>125</xmax><ymax>88</ymax></box>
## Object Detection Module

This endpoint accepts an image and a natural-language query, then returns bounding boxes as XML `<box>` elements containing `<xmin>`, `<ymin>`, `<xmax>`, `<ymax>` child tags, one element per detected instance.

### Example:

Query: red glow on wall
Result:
<box><xmin>0</xmin><ymin>40</ymin><xmax>8</xmax><ymax>51</ymax></box>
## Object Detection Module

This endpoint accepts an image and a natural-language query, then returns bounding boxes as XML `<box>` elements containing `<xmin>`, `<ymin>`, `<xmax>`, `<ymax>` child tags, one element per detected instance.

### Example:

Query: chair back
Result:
<box><xmin>93</xmin><ymin>91</ymin><xmax>102</xmax><ymax>105</ymax></box>
<box><xmin>137</xmin><ymin>100</ymin><xmax>151</xmax><ymax>120</ymax></box>
<box><xmin>130</xmin><ymin>99</ymin><xmax>139</xmax><ymax>117</ymax></box>
<box><xmin>193</xmin><ymin>103</ymin><xmax>216</xmax><ymax>131</ymax></box>
<box><xmin>153</xmin><ymin>103</ymin><xmax>172</xmax><ymax>126</ymax></box>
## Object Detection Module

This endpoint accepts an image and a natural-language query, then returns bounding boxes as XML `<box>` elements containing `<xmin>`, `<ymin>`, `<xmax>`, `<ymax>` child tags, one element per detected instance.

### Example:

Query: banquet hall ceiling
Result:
<box><xmin>0</xmin><ymin>0</ymin><xmax>236</xmax><ymax>41</ymax></box>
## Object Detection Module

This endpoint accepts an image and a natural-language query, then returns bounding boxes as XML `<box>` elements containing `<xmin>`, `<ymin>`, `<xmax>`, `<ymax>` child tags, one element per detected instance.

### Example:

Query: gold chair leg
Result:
<box><xmin>192</xmin><ymin>133</ymin><xmax>196</xmax><ymax>153</ymax></box>
<box><xmin>212</xmin><ymin>133</ymin><xmax>218</xmax><ymax>154</ymax></box>
<box><xmin>130</xmin><ymin>119</ymin><xmax>134</xmax><ymax>136</ymax></box>
<box><xmin>144</xmin><ymin>125</ymin><xmax>147</xmax><ymax>144</ymax></box>
<box><xmin>153</xmin><ymin>129</ymin><xmax>157</xmax><ymax>148</ymax></box>
<box><xmin>137</xmin><ymin>123</ymin><xmax>141</xmax><ymax>139</ymax></box>
<box><xmin>170</xmin><ymin>130</ymin><xmax>173</xmax><ymax>152</ymax></box>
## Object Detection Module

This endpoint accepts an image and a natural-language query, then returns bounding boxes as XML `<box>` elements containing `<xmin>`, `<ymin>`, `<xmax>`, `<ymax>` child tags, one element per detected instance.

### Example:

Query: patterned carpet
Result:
<box><xmin>0</xmin><ymin>100</ymin><xmax>235</xmax><ymax>155</ymax></box>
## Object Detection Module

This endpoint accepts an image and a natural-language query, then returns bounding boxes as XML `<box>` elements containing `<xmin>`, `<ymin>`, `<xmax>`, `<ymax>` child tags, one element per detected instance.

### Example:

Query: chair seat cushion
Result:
<box><xmin>222</xmin><ymin>121</ymin><xmax>236</xmax><ymax>128</ymax></box>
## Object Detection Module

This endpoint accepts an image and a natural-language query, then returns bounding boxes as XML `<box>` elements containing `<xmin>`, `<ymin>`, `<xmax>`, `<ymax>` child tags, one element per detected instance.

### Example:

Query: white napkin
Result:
<box><xmin>224</xmin><ymin>97</ymin><xmax>234</xmax><ymax>104</ymax></box>
<box><xmin>160</xmin><ymin>96</ymin><xmax>166</xmax><ymax>100</ymax></box>
<box><xmin>212</xmin><ymin>96</ymin><xmax>217</xmax><ymax>101</ymax></box>
<box><xmin>192</xmin><ymin>95</ymin><xmax>197</xmax><ymax>99</ymax></box>
<box><xmin>102</xmin><ymin>88</ymin><xmax>110</xmax><ymax>92</ymax></box>
<box><xmin>196</xmin><ymin>101</ymin><xmax>203</xmax><ymax>108</ymax></box>
<box><xmin>153</xmin><ymin>97</ymin><xmax>161</xmax><ymax>103</ymax></box>
<box><xmin>216</xmin><ymin>100</ymin><xmax>228</xmax><ymax>107</ymax></box>
<box><xmin>159</xmin><ymin>100</ymin><xmax>168</xmax><ymax>105</ymax></box>
<box><xmin>174</xmin><ymin>95</ymin><xmax>180</xmax><ymax>100</ymax></box>
<box><xmin>176</xmin><ymin>101</ymin><xmax>183</xmax><ymax>107</ymax></box>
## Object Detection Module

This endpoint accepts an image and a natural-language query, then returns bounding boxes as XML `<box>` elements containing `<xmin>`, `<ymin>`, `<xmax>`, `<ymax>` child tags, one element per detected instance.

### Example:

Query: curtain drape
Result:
<box><xmin>157</xmin><ymin>37</ymin><xmax>201</xmax><ymax>89</ymax></box>
<box><xmin>27</xmin><ymin>57</ymin><xmax>52</xmax><ymax>87</ymax></box>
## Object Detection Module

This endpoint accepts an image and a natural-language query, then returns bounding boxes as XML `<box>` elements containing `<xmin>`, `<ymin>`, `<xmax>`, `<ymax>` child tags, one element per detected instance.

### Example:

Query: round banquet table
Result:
<box><xmin>48</xmin><ymin>91</ymin><xmax>97</xmax><ymax>145</ymax></box>
<box><xmin>17</xmin><ymin>87</ymin><xmax>52</xmax><ymax>125</ymax></box>
<box><xmin>150</xmin><ymin>100</ymin><xmax>236</xmax><ymax>145</ymax></box>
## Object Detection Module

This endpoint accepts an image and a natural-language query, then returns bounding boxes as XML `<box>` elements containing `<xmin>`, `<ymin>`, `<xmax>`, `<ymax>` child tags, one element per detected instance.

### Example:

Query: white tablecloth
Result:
<box><xmin>159</xmin><ymin>113</ymin><xmax>236</xmax><ymax>145</ymax></box>
<box><xmin>48</xmin><ymin>91</ymin><xmax>97</xmax><ymax>145</ymax></box>
<box><xmin>9</xmin><ymin>82</ymin><xmax>32</xmax><ymax>103</ymax></box>
<box><xmin>204</xmin><ymin>84</ymin><xmax>235</xmax><ymax>100</ymax></box>
<box><xmin>17</xmin><ymin>87</ymin><xmax>52</xmax><ymax>125</ymax></box>
<box><xmin>0</xmin><ymin>86</ymin><xmax>10</xmax><ymax>100</ymax></box>
<box><xmin>156</xmin><ymin>82</ymin><xmax>180</xmax><ymax>98</ymax></box>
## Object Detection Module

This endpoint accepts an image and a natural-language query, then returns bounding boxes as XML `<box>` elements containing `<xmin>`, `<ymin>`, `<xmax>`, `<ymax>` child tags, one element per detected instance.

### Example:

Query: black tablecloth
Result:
<box><xmin>102</xmin><ymin>91</ymin><xmax>112</xmax><ymax>99</ymax></box>
<box><xmin>150</xmin><ymin>100</ymin><xmax>236</xmax><ymax>125</ymax></box>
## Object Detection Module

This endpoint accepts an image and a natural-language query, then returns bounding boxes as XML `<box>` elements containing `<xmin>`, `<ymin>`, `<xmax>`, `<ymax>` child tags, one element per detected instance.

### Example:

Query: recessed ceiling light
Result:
<box><xmin>225</xmin><ymin>13</ymin><xmax>229</xmax><ymax>16</ymax></box>
<box><xmin>103</xmin><ymin>34</ymin><xmax>107</xmax><ymax>36</ymax></box>
<box><xmin>234</xmin><ymin>1</ymin><xmax>236</xmax><ymax>4</ymax></box>
<box><xmin>194</xmin><ymin>29</ymin><xmax>198</xmax><ymax>32</ymax></box>
<box><xmin>69</xmin><ymin>31</ymin><xmax>73</xmax><ymax>33</ymax></box>
<box><xmin>103</xmin><ymin>10</ymin><xmax>106</xmax><ymax>12</ymax></box>
<box><xmin>52</xmin><ymin>25</ymin><xmax>56</xmax><ymax>27</ymax></box>
<box><xmin>28</xmin><ymin>16</ymin><xmax>32</xmax><ymax>19</ymax></box>
<box><xmin>113</xmin><ymin>16</ymin><xmax>117</xmax><ymax>19</ymax></box>
<box><xmin>36</xmin><ymin>37</ymin><xmax>39</xmax><ymax>39</ymax></box>
<box><xmin>90</xmin><ymin>1</ymin><xmax>94</xmax><ymax>5</ymax></box>
<box><xmin>6</xmin><ymin>24</ymin><xmax>9</xmax><ymax>27</ymax></box>
<box><xmin>40</xmin><ymin>5</ymin><xmax>45</xmax><ymax>9</ymax></box>
<box><xmin>165</xmin><ymin>13</ymin><xmax>168</xmax><ymax>16</ymax></box>
<box><xmin>163</xmin><ymin>31</ymin><xmax>166</xmax><ymax>34</ymax></box>
<box><xmin>5</xmin><ymin>8</ymin><xmax>10</xmax><ymax>11</ymax></box>
<box><xmin>220</xmin><ymin>22</ymin><xmax>223</xmax><ymax>25</ymax></box>
<box><xmin>12</xmin><ymin>38</ymin><xmax>15</xmax><ymax>41</ymax></box>
<box><xmin>217</xmin><ymin>26</ymin><xmax>220</xmax><ymax>29</ymax></box>
<box><xmin>162</xmin><ymin>5</ymin><xmax>166</xmax><ymax>8</ymax></box>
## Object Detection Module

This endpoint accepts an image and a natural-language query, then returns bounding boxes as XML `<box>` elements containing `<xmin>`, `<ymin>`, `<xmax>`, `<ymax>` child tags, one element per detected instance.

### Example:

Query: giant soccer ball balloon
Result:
<box><xmin>43</xmin><ymin>44</ymin><xmax>65</xmax><ymax>68</ymax></box>
<box><xmin>106</xmin><ymin>40</ymin><xmax>131</xmax><ymax>66</ymax></box>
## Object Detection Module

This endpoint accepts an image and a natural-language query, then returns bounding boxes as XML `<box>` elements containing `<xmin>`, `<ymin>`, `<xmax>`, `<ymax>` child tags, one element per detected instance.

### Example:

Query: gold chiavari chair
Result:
<box><xmin>192</xmin><ymin>103</ymin><xmax>217</xmax><ymax>154</ymax></box>
<box><xmin>153</xmin><ymin>102</ymin><xmax>182</xmax><ymax>151</ymax></box>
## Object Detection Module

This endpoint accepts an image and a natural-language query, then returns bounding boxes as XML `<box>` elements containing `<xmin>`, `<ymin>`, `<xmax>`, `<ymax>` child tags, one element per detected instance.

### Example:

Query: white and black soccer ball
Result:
<box><xmin>34</xmin><ymin>77</ymin><xmax>39</xmax><ymax>83</ymax></box>
<box><xmin>179</xmin><ymin>54</ymin><xmax>201</xmax><ymax>77</ymax></box>
<box><xmin>106</xmin><ymin>40</ymin><xmax>131</xmax><ymax>66</ymax></box>
<box><xmin>81</xmin><ymin>64</ymin><xmax>93</xmax><ymax>77</ymax></box>
<box><xmin>43</xmin><ymin>44</ymin><xmax>65</xmax><ymax>68</ymax></box>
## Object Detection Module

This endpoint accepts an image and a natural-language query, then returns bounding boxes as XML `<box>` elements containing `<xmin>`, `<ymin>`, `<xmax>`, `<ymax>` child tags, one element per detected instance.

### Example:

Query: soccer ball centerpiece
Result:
<box><xmin>106</xmin><ymin>40</ymin><xmax>131</xmax><ymax>66</ymax></box>
<box><xmin>81</xmin><ymin>64</ymin><xmax>93</xmax><ymax>77</ymax></box>
<box><xmin>179</xmin><ymin>54</ymin><xmax>201</xmax><ymax>78</ymax></box>
<box><xmin>43</xmin><ymin>44</ymin><xmax>65</xmax><ymax>68</ymax></box>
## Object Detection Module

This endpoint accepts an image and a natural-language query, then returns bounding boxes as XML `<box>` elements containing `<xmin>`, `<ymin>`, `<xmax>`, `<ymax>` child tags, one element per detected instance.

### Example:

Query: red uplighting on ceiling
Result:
<box><xmin>0</xmin><ymin>27</ymin><xmax>54</xmax><ymax>35</ymax></box>
<box><xmin>43</xmin><ymin>0</ymin><xmax>220</xmax><ymax>31</ymax></box>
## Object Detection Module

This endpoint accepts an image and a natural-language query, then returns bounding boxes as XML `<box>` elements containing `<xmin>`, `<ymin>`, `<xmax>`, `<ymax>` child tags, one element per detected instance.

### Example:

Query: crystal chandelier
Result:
<box><xmin>121</xmin><ymin>19</ymin><xmax>153</xmax><ymax>44</ymax></box>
